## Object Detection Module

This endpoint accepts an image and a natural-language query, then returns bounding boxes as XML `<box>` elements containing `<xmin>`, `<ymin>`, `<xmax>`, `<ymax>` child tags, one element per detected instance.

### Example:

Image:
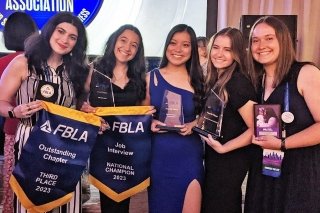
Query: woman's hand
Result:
<box><xmin>98</xmin><ymin>117</ymin><xmax>109</xmax><ymax>135</ymax></box>
<box><xmin>201</xmin><ymin>134</ymin><xmax>226</xmax><ymax>154</ymax></box>
<box><xmin>178</xmin><ymin>119</ymin><xmax>198</xmax><ymax>136</ymax></box>
<box><xmin>13</xmin><ymin>100</ymin><xmax>43</xmax><ymax>118</ymax></box>
<box><xmin>80</xmin><ymin>101</ymin><xmax>96</xmax><ymax>113</ymax></box>
<box><xmin>146</xmin><ymin>106</ymin><xmax>156</xmax><ymax>115</ymax></box>
<box><xmin>252</xmin><ymin>135</ymin><xmax>281</xmax><ymax>150</ymax></box>
<box><xmin>151</xmin><ymin>119</ymin><xmax>167</xmax><ymax>133</ymax></box>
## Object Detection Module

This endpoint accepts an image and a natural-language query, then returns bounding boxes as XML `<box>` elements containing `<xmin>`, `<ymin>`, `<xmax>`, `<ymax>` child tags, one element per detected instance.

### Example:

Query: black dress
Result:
<box><xmin>89</xmin><ymin>75</ymin><xmax>140</xmax><ymax>213</ymax></box>
<box><xmin>202</xmin><ymin>71</ymin><xmax>257</xmax><ymax>213</ymax></box>
<box><xmin>244</xmin><ymin>62</ymin><xmax>320</xmax><ymax>213</ymax></box>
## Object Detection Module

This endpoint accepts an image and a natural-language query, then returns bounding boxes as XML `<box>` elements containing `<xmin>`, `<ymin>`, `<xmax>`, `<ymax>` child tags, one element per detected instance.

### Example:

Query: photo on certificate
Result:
<box><xmin>254</xmin><ymin>104</ymin><xmax>281</xmax><ymax>138</ymax></box>
<box><xmin>156</xmin><ymin>90</ymin><xmax>184</xmax><ymax>132</ymax></box>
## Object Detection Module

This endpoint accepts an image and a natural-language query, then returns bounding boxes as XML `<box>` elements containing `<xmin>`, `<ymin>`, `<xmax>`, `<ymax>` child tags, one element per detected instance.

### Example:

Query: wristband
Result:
<box><xmin>8</xmin><ymin>107</ymin><xmax>16</xmax><ymax>118</ymax></box>
<box><xmin>280</xmin><ymin>138</ymin><xmax>286</xmax><ymax>152</ymax></box>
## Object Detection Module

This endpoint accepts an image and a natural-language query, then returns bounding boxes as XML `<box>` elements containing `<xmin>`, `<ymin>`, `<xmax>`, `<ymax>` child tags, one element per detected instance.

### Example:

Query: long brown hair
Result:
<box><xmin>205</xmin><ymin>27</ymin><xmax>247</xmax><ymax>103</ymax></box>
<box><xmin>247</xmin><ymin>16</ymin><xmax>296</xmax><ymax>90</ymax></box>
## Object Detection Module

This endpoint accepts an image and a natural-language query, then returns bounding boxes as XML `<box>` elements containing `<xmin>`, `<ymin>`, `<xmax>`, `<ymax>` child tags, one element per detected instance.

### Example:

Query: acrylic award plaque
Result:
<box><xmin>89</xmin><ymin>69</ymin><xmax>115</xmax><ymax>107</ymax></box>
<box><xmin>34</xmin><ymin>80</ymin><xmax>59</xmax><ymax>103</ymax></box>
<box><xmin>192</xmin><ymin>89</ymin><xmax>224</xmax><ymax>138</ymax></box>
<box><xmin>254</xmin><ymin>104</ymin><xmax>281</xmax><ymax>138</ymax></box>
<box><xmin>156</xmin><ymin>90</ymin><xmax>184</xmax><ymax>132</ymax></box>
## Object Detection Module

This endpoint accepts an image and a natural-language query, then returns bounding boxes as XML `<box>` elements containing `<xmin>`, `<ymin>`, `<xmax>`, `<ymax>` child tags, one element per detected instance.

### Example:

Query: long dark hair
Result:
<box><xmin>205</xmin><ymin>27</ymin><xmax>248</xmax><ymax>103</ymax></box>
<box><xmin>24</xmin><ymin>12</ymin><xmax>89</xmax><ymax>99</ymax></box>
<box><xmin>247</xmin><ymin>16</ymin><xmax>296</xmax><ymax>90</ymax></box>
<box><xmin>3</xmin><ymin>12</ymin><xmax>38</xmax><ymax>51</ymax></box>
<box><xmin>160</xmin><ymin>24</ymin><xmax>204</xmax><ymax>114</ymax></box>
<box><xmin>94</xmin><ymin>24</ymin><xmax>146</xmax><ymax>102</ymax></box>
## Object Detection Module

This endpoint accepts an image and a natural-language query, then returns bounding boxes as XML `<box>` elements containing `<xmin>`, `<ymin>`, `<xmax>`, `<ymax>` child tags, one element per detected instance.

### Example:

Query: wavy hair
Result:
<box><xmin>205</xmin><ymin>27</ymin><xmax>248</xmax><ymax>103</ymax></box>
<box><xmin>160</xmin><ymin>24</ymin><xmax>204</xmax><ymax>114</ymax></box>
<box><xmin>24</xmin><ymin>12</ymin><xmax>89</xmax><ymax>99</ymax></box>
<box><xmin>247</xmin><ymin>16</ymin><xmax>296</xmax><ymax>90</ymax></box>
<box><xmin>94</xmin><ymin>24</ymin><xmax>146</xmax><ymax>102</ymax></box>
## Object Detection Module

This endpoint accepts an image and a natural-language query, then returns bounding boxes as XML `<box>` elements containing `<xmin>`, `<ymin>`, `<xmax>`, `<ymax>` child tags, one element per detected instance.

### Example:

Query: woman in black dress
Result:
<box><xmin>245</xmin><ymin>16</ymin><xmax>320</xmax><ymax>213</ymax></box>
<box><xmin>201</xmin><ymin>27</ymin><xmax>257</xmax><ymax>213</ymax></box>
<box><xmin>80</xmin><ymin>24</ymin><xmax>147</xmax><ymax>213</ymax></box>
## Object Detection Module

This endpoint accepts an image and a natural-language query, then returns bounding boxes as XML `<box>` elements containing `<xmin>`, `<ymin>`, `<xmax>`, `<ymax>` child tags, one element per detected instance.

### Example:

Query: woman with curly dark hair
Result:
<box><xmin>0</xmin><ymin>12</ymin><xmax>89</xmax><ymax>213</ymax></box>
<box><xmin>80</xmin><ymin>24</ymin><xmax>147</xmax><ymax>213</ymax></box>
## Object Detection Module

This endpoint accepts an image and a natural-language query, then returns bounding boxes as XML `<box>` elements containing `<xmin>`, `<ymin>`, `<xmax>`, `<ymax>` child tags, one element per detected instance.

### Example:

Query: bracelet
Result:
<box><xmin>280</xmin><ymin>138</ymin><xmax>286</xmax><ymax>152</ymax></box>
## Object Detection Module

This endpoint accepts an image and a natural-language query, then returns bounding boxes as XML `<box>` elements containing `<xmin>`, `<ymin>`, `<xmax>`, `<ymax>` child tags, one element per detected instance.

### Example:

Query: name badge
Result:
<box><xmin>35</xmin><ymin>80</ymin><xmax>59</xmax><ymax>103</ymax></box>
<box><xmin>281</xmin><ymin>111</ymin><xmax>294</xmax><ymax>123</ymax></box>
<box><xmin>262</xmin><ymin>149</ymin><xmax>284</xmax><ymax>178</ymax></box>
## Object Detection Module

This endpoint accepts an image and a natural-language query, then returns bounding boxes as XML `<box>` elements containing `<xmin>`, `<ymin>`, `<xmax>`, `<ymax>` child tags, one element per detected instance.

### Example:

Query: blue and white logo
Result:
<box><xmin>0</xmin><ymin>0</ymin><xmax>103</xmax><ymax>31</ymax></box>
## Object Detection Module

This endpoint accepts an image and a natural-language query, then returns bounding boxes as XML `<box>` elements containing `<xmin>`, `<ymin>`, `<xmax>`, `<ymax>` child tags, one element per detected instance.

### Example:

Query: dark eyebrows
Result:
<box><xmin>55</xmin><ymin>26</ymin><xmax>78</xmax><ymax>38</ymax></box>
<box><xmin>119</xmin><ymin>35</ymin><xmax>139</xmax><ymax>46</ymax></box>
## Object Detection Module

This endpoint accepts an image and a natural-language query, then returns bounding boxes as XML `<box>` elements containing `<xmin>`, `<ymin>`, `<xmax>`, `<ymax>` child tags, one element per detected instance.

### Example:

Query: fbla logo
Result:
<box><xmin>0</xmin><ymin>0</ymin><xmax>103</xmax><ymax>31</ymax></box>
<box><xmin>40</xmin><ymin>120</ymin><xmax>88</xmax><ymax>142</ymax></box>
<box><xmin>40</xmin><ymin>120</ymin><xmax>52</xmax><ymax>133</ymax></box>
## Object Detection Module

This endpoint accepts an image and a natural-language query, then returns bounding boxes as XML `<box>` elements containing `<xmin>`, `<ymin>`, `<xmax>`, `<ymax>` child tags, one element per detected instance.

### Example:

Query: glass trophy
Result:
<box><xmin>192</xmin><ymin>89</ymin><xmax>224</xmax><ymax>138</ymax></box>
<box><xmin>88</xmin><ymin>69</ymin><xmax>115</xmax><ymax>107</ymax></box>
<box><xmin>156</xmin><ymin>90</ymin><xmax>184</xmax><ymax>132</ymax></box>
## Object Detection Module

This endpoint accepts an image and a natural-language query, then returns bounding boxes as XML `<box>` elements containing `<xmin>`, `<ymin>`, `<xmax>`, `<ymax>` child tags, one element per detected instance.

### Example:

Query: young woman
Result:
<box><xmin>144</xmin><ymin>24</ymin><xmax>204</xmax><ymax>213</ymax></box>
<box><xmin>245</xmin><ymin>16</ymin><xmax>320</xmax><ymax>213</ymax></box>
<box><xmin>196</xmin><ymin>36</ymin><xmax>209</xmax><ymax>75</ymax></box>
<box><xmin>0</xmin><ymin>12</ymin><xmax>89</xmax><ymax>213</ymax></box>
<box><xmin>80</xmin><ymin>24</ymin><xmax>147</xmax><ymax>213</ymax></box>
<box><xmin>201</xmin><ymin>27</ymin><xmax>256</xmax><ymax>213</ymax></box>
<box><xmin>0</xmin><ymin>12</ymin><xmax>38</xmax><ymax>213</ymax></box>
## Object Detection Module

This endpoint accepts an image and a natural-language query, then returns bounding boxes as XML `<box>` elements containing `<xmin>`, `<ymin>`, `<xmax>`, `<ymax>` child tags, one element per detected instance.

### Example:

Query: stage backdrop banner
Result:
<box><xmin>10</xmin><ymin>101</ymin><xmax>101</xmax><ymax>212</ymax></box>
<box><xmin>89</xmin><ymin>106</ymin><xmax>152</xmax><ymax>202</ymax></box>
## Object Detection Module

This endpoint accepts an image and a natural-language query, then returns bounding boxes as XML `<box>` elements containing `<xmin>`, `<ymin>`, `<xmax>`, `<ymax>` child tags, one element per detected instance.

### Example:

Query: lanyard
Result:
<box><xmin>283</xmin><ymin>82</ymin><xmax>289</xmax><ymax>112</ymax></box>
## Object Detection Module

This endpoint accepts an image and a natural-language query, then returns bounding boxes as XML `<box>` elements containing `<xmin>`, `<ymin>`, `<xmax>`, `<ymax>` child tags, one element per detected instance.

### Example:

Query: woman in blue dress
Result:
<box><xmin>143</xmin><ymin>24</ymin><xmax>204</xmax><ymax>213</ymax></box>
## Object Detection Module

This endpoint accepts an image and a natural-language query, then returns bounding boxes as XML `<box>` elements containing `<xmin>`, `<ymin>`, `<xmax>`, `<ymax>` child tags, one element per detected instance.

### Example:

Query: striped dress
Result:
<box><xmin>13</xmin><ymin>63</ymin><xmax>82</xmax><ymax>213</ymax></box>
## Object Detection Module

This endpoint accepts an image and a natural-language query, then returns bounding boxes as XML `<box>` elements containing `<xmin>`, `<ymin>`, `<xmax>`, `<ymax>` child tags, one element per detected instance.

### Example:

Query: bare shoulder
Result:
<box><xmin>145</xmin><ymin>71</ymin><xmax>151</xmax><ymax>81</ymax></box>
<box><xmin>9</xmin><ymin>53</ymin><xmax>28</xmax><ymax>67</ymax></box>
<box><xmin>297</xmin><ymin>63</ymin><xmax>320</xmax><ymax>94</ymax></box>
<box><xmin>299</xmin><ymin>64</ymin><xmax>320</xmax><ymax>79</ymax></box>
<box><xmin>3</xmin><ymin>54</ymin><xmax>28</xmax><ymax>78</ymax></box>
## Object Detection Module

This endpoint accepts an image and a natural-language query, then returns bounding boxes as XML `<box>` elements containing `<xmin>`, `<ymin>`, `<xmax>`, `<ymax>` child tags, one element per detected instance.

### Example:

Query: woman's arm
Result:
<box><xmin>79</xmin><ymin>64</ymin><xmax>95</xmax><ymax>113</ymax></box>
<box><xmin>254</xmin><ymin>64</ymin><xmax>320</xmax><ymax>150</ymax></box>
<box><xmin>141</xmin><ymin>72</ymin><xmax>151</xmax><ymax>106</ymax></box>
<box><xmin>285</xmin><ymin>64</ymin><xmax>320</xmax><ymax>148</ymax></box>
<box><xmin>0</xmin><ymin>54</ymin><xmax>42</xmax><ymax>118</ymax></box>
<box><xmin>204</xmin><ymin>100</ymin><xmax>256</xmax><ymax>153</ymax></box>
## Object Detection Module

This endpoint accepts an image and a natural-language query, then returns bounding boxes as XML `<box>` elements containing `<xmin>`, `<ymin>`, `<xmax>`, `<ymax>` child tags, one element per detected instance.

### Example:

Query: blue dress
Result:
<box><xmin>148</xmin><ymin>69</ymin><xmax>204</xmax><ymax>213</ymax></box>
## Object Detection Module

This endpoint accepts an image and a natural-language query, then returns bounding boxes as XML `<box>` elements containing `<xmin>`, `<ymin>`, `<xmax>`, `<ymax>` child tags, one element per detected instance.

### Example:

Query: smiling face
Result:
<box><xmin>166</xmin><ymin>31</ymin><xmax>192</xmax><ymax>66</ymax></box>
<box><xmin>114</xmin><ymin>29</ymin><xmax>140</xmax><ymax>64</ymax></box>
<box><xmin>49</xmin><ymin>22</ymin><xmax>78</xmax><ymax>56</ymax></box>
<box><xmin>251</xmin><ymin>22</ymin><xmax>280</xmax><ymax>68</ymax></box>
<box><xmin>210</xmin><ymin>35</ymin><xmax>234</xmax><ymax>69</ymax></box>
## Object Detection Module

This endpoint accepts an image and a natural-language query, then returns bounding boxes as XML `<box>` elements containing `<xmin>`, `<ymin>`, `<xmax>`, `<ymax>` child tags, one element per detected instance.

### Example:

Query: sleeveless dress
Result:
<box><xmin>148</xmin><ymin>69</ymin><xmax>204</xmax><ymax>213</ymax></box>
<box><xmin>89</xmin><ymin>69</ymin><xmax>141</xmax><ymax>213</ymax></box>
<box><xmin>0</xmin><ymin>51</ymin><xmax>21</xmax><ymax>213</ymax></box>
<box><xmin>244</xmin><ymin>62</ymin><xmax>320</xmax><ymax>212</ymax></box>
<box><xmin>202</xmin><ymin>71</ymin><xmax>257</xmax><ymax>213</ymax></box>
<box><xmin>14</xmin><ymin>64</ymin><xmax>82</xmax><ymax>213</ymax></box>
